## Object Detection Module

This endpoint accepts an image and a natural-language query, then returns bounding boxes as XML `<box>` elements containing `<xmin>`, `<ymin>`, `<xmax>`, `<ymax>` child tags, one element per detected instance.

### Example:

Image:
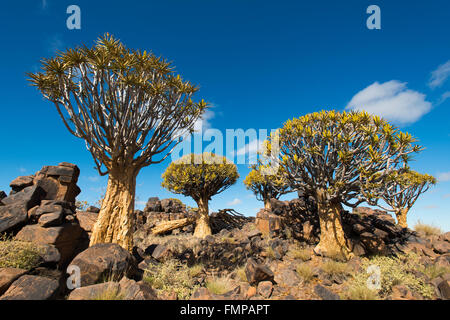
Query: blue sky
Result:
<box><xmin>0</xmin><ymin>0</ymin><xmax>449</xmax><ymax>230</ymax></box>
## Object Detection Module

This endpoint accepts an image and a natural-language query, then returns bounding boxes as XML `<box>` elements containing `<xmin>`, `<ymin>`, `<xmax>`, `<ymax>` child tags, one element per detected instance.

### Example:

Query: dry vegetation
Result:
<box><xmin>414</xmin><ymin>221</ymin><xmax>442</xmax><ymax>236</ymax></box>
<box><xmin>0</xmin><ymin>235</ymin><xmax>42</xmax><ymax>269</ymax></box>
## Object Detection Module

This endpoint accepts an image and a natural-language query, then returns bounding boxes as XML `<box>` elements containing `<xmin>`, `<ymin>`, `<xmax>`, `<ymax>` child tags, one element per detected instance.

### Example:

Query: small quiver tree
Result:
<box><xmin>244</xmin><ymin>162</ymin><xmax>289</xmax><ymax>210</ymax></box>
<box><xmin>374</xmin><ymin>169</ymin><xmax>436</xmax><ymax>228</ymax></box>
<box><xmin>27</xmin><ymin>34</ymin><xmax>207</xmax><ymax>251</ymax></box>
<box><xmin>161</xmin><ymin>153</ymin><xmax>239</xmax><ymax>238</ymax></box>
<box><xmin>267</xmin><ymin>110</ymin><xmax>421</xmax><ymax>260</ymax></box>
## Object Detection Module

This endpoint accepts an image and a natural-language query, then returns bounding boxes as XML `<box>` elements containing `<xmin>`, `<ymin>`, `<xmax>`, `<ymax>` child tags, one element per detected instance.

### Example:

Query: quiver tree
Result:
<box><xmin>374</xmin><ymin>169</ymin><xmax>436</xmax><ymax>228</ymax></box>
<box><xmin>266</xmin><ymin>110</ymin><xmax>422</xmax><ymax>259</ymax></box>
<box><xmin>244</xmin><ymin>162</ymin><xmax>289</xmax><ymax>210</ymax></box>
<box><xmin>161</xmin><ymin>153</ymin><xmax>239</xmax><ymax>238</ymax></box>
<box><xmin>27</xmin><ymin>34</ymin><xmax>207</xmax><ymax>251</ymax></box>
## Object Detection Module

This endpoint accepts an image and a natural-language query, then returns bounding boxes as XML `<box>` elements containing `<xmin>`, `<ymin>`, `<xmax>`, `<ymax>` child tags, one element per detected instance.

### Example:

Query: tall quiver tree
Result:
<box><xmin>161</xmin><ymin>153</ymin><xmax>239</xmax><ymax>238</ymax></box>
<box><xmin>27</xmin><ymin>34</ymin><xmax>207</xmax><ymax>251</ymax></box>
<box><xmin>267</xmin><ymin>110</ymin><xmax>421</xmax><ymax>259</ymax></box>
<box><xmin>244</xmin><ymin>161</ymin><xmax>289</xmax><ymax>210</ymax></box>
<box><xmin>374</xmin><ymin>169</ymin><xmax>436</xmax><ymax>228</ymax></box>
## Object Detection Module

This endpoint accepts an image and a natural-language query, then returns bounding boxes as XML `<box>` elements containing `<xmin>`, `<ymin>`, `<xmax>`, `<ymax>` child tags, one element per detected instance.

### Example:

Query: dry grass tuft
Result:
<box><xmin>296</xmin><ymin>264</ymin><xmax>314</xmax><ymax>282</ymax></box>
<box><xmin>414</xmin><ymin>221</ymin><xmax>442</xmax><ymax>236</ymax></box>
<box><xmin>0</xmin><ymin>235</ymin><xmax>42</xmax><ymax>269</ymax></box>
<box><xmin>205</xmin><ymin>276</ymin><xmax>235</xmax><ymax>295</ymax></box>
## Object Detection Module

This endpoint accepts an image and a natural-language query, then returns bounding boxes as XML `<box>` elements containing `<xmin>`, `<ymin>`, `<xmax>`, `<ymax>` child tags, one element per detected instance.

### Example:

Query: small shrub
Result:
<box><xmin>0</xmin><ymin>236</ymin><xmax>42</xmax><ymax>269</ymax></box>
<box><xmin>344</xmin><ymin>284</ymin><xmax>379</xmax><ymax>300</ymax></box>
<box><xmin>93</xmin><ymin>285</ymin><xmax>125</xmax><ymax>300</ymax></box>
<box><xmin>205</xmin><ymin>276</ymin><xmax>235</xmax><ymax>295</ymax></box>
<box><xmin>420</xmin><ymin>264</ymin><xmax>450</xmax><ymax>279</ymax></box>
<box><xmin>348</xmin><ymin>253</ymin><xmax>435</xmax><ymax>299</ymax></box>
<box><xmin>264</xmin><ymin>246</ymin><xmax>277</xmax><ymax>260</ymax></box>
<box><xmin>143</xmin><ymin>259</ymin><xmax>199</xmax><ymax>300</ymax></box>
<box><xmin>288</xmin><ymin>244</ymin><xmax>311</xmax><ymax>262</ymax></box>
<box><xmin>189</xmin><ymin>264</ymin><xmax>204</xmax><ymax>278</ymax></box>
<box><xmin>296</xmin><ymin>264</ymin><xmax>314</xmax><ymax>282</ymax></box>
<box><xmin>235</xmin><ymin>265</ymin><xmax>248</xmax><ymax>282</ymax></box>
<box><xmin>414</xmin><ymin>221</ymin><xmax>442</xmax><ymax>236</ymax></box>
<box><xmin>321</xmin><ymin>260</ymin><xmax>349</xmax><ymax>276</ymax></box>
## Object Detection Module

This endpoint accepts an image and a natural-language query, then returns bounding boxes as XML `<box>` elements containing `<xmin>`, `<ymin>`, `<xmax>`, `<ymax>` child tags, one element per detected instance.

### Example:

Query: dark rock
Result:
<box><xmin>68</xmin><ymin>282</ymin><xmax>120</xmax><ymax>300</ymax></box>
<box><xmin>38</xmin><ymin>211</ymin><xmax>64</xmax><ymax>227</ymax></box>
<box><xmin>255</xmin><ymin>210</ymin><xmax>283</xmax><ymax>235</ymax></box>
<box><xmin>1</xmin><ymin>184</ymin><xmax>46</xmax><ymax>210</ymax></box>
<box><xmin>33</xmin><ymin>163</ymin><xmax>80</xmax><ymax>203</ymax></box>
<box><xmin>0</xmin><ymin>191</ymin><xmax>6</xmax><ymax>202</ymax></box>
<box><xmin>0</xmin><ymin>275</ymin><xmax>60</xmax><ymax>300</ymax></box>
<box><xmin>76</xmin><ymin>211</ymin><xmax>98</xmax><ymax>233</ymax></box>
<box><xmin>151</xmin><ymin>244</ymin><xmax>173</xmax><ymax>262</ymax></box>
<box><xmin>9</xmin><ymin>176</ymin><xmax>34</xmax><ymax>193</ymax></box>
<box><xmin>15</xmin><ymin>223</ymin><xmax>84</xmax><ymax>266</ymax></box>
<box><xmin>432</xmin><ymin>240</ymin><xmax>450</xmax><ymax>254</ymax></box>
<box><xmin>245</xmin><ymin>258</ymin><xmax>274</xmax><ymax>285</ymax></box>
<box><xmin>0</xmin><ymin>268</ymin><xmax>27</xmax><ymax>295</ymax></box>
<box><xmin>190</xmin><ymin>287</ymin><xmax>213</xmax><ymax>300</ymax></box>
<box><xmin>274</xmin><ymin>268</ymin><xmax>300</xmax><ymax>287</ymax></box>
<box><xmin>313</xmin><ymin>284</ymin><xmax>340</xmax><ymax>300</ymax></box>
<box><xmin>257</xmin><ymin>281</ymin><xmax>273</xmax><ymax>298</ymax></box>
<box><xmin>68</xmin><ymin>243</ymin><xmax>135</xmax><ymax>287</ymax></box>
<box><xmin>438</xmin><ymin>280</ymin><xmax>450</xmax><ymax>300</ymax></box>
<box><xmin>144</xmin><ymin>197</ymin><xmax>161</xmax><ymax>212</ymax></box>
<box><xmin>86</xmin><ymin>206</ymin><xmax>100</xmax><ymax>213</ymax></box>
<box><xmin>0</xmin><ymin>204</ymin><xmax>28</xmax><ymax>233</ymax></box>
<box><xmin>118</xmin><ymin>277</ymin><xmax>158</xmax><ymax>300</ymax></box>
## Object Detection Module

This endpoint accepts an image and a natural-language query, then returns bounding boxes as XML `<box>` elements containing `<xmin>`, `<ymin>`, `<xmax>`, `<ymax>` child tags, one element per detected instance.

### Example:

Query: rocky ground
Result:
<box><xmin>0</xmin><ymin>163</ymin><xmax>449</xmax><ymax>300</ymax></box>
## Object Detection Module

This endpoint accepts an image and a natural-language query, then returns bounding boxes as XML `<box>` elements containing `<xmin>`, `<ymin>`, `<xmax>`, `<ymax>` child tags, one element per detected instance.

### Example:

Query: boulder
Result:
<box><xmin>68</xmin><ymin>282</ymin><xmax>120</xmax><ymax>300</ymax></box>
<box><xmin>9</xmin><ymin>176</ymin><xmax>34</xmax><ymax>193</ymax></box>
<box><xmin>390</xmin><ymin>285</ymin><xmax>416</xmax><ymax>300</ymax></box>
<box><xmin>0</xmin><ymin>191</ymin><xmax>6</xmax><ymax>202</ymax></box>
<box><xmin>118</xmin><ymin>277</ymin><xmax>158</xmax><ymax>300</ymax></box>
<box><xmin>68</xmin><ymin>243</ymin><xmax>135</xmax><ymax>287</ymax></box>
<box><xmin>0</xmin><ymin>275</ymin><xmax>60</xmax><ymax>300</ymax></box>
<box><xmin>0</xmin><ymin>268</ymin><xmax>27</xmax><ymax>295</ymax></box>
<box><xmin>437</xmin><ymin>280</ymin><xmax>450</xmax><ymax>300</ymax></box>
<box><xmin>86</xmin><ymin>206</ymin><xmax>100</xmax><ymax>213</ymax></box>
<box><xmin>76</xmin><ymin>211</ymin><xmax>98</xmax><ymax>233</ymax></box>
<box><xmin>257</xmin><ymin>281</ymin><xmax>273</xmax><ymax>298</ymax></box>
<box><xmin>0</xmin><ymin>204</ymin><xmax>28</xmax><ymax>233</ymax></box>
<box><xmin>1</xmin><ymin>184</ymin><xmax>46</xmax><ymax>210</ymax></box>
<box><xmin>245</xmin><ymin>258</ymin><xmax>274</xmax><ymax>285</ymax></box>
<box><xmin>38</xmin><ymin>211</ymin><xmax>64</xmax><ymax>227</ymax></box>
<box><xmin>144</xmin><ymin>197</ymin><xmax>161</xmax><ymax>212</ymax></box>
<box><xmin>151</xmin><ymin>244</ymin><xmax>173</xmax><ymax>262</ymax></box>
<box><xmin>432</xmin><ymin>240</ymin><xmax>450</xmax><ymax>255</ymax></box>
<box><xmin>15</xmin><ymin>223</ymin><xmax>84</xmax><ymax>266</ymax></box>
<box><xmin>33</xmin><ymin>163</ymin><xmax>81</xmax><ymax>203</ymax></box>
<box><xmin>313</xmin><ymin>284</ymin><xmax>340</xmax><ymax>300</ymax></box>
<box><xmin>255</xmin><ymin>210</ymin><xmax>283</xmax><ymax>235</ymax></box>
<box><xmin>274</xmin><ymin>268</ymin><xmax>301</xmax><ymax>287</ymax></box>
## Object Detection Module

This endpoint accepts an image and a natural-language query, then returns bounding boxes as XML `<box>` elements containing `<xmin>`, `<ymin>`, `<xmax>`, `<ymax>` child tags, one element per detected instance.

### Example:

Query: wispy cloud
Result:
<box><xmin>346</xmin><ymin>80</ymin><xmax>432</xmax><ymax>125</ymax></box>
<box><xmin>227</xmin><ymin>198</ymin><xmax>242</xmax><ymax>206</ymax></box>
<box><xmin>442</xmin><ymin>193</ymin><xmax>450</xmax><ymax>199</ymax></box>
<box><xmin>437</xmin><ymin>172</ymin><xmax>450</xmax><ymax>182</ymax></box>
<box><xmin>87</xmin><ymin>176</ymin><xmax>99</xmax><ymax>182</ymax></box>
<box><xmin>46</xmin><ymin>34</ymin><xmax>64</xmax><ymax>54</ymax></box>
<box><xmin>429</xmin><ymin>60</ymin><xmax>450</xmax><ymax>89</ymax></box>
<box><xmin>41</xmin><ymin>0</ymin><xmax>48</xmax><ymax>10</ymax></box>
<box><xmin>19</xmin><ymin>167</ymin><xmax>27</xmax><ymax>174</ymax></box>
<box><xmin>423</xmin><ymin>205</ymin><xmax>439</xmax><ymax>210</ymax></box>
<box><xmin>437</xmin><ymin>91</ymin><xmax>450</xmax><ymax>105</ymax></box>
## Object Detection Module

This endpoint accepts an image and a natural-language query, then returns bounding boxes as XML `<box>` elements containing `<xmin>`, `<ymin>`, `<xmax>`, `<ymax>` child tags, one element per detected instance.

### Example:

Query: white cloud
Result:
<box><xmin>443</xmin><ymin>193</ymin><xmax>450</xmax><ymax>199</ymax></box>
<box><xmin>19</xmin><ymin>167</ymin><xmax>27</xmax><ymax>173</ymax></box>
<box><xmin>429</xmin><ymin>60</ymin><xmax>450</xmax><ymax>89</ymax></box>
<box><xmin>193</xmin><ymin>108</ymin><xmax>215</xmax><ymax>133</ymax></box>
<box><xmin>227</xmin><ymin>198</ymin><xmax>242</xmax><ymax>206</ymax></box>
<box><xmin>41</xmin><ymin>0</ymin><xmax>48</xmax><ymax>9</ymax></box>
<box><xmin>437</xmin><ymin>172</ymin><xmax>450</xmax><ymax>182</ymax></box>
<box><xmin>346</xmin><ymin>80</ymin><xmax>432</xmax><ymax>124</ymax></box>
<box><xmin>236</xmin><ymin>139</ymin><xmax>263</xmax><ymax>156</ymax></box>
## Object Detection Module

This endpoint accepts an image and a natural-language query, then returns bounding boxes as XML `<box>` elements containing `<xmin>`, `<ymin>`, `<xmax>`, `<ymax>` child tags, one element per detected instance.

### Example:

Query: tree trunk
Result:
<box><xmin>89</xmin><ymin>166</ymin><xmax>138</xmax><ymax>252</ymax></box>
<box><xmin>152</xmin><ymin>217</ymin><xmax>196</xmax><ymax>235</ymax></box>
<box><xmin>395</xmin><ymin>208</ymin><xmax>409</xmax><ymax>228</ymax></box>
<box><xmin>313</xmin><ymin>190</ymin><xmax>352</xmax><ymax>260</ymax></box>
<box><xmin>194</xmin><ymin>197</ymin><xmax>212</xmax><ymax>238</ymax></box>
<box><xmin>264</xmin><ymin>198</ymin><xmax>272</xmax><ymax>211</ymax></box>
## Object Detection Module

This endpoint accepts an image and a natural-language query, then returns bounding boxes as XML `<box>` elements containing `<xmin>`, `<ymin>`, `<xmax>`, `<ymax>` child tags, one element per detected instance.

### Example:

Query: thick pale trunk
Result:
<box><xmin>264</xmin><ymin>199</ymin><xmax>272</xmax><ymax>211</ymax></box>
<box><xmin>395</xmin><ymin>208</ymin><xmax>408</xmax><ymax>228</ymax></box>
<box><xmin>313</xmin><ymin>191</ymin><xmax>352</xmax><ymax>260</ymax></box>
<box><xmin>89</xmin><ymin>167</ymin><xmax>137</xmax><ymax>252</ymax></box>
<box><xmin>194</xmin><ymin>197</ymin><xmax>212</xmax><ymax>238</ymax></box>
